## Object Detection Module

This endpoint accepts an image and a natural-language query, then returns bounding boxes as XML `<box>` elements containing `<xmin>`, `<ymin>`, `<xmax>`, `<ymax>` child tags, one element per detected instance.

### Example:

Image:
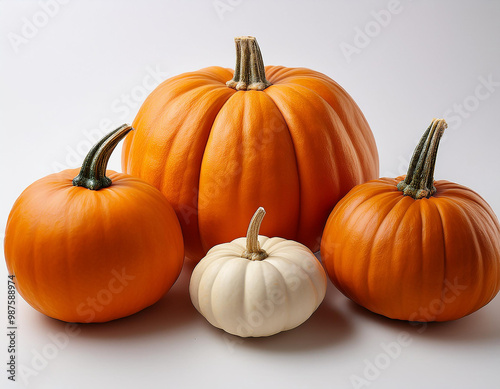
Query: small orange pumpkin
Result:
<box><xmin>321</xmin><ymin>119</ymin><xmax>500</xmax><ymax>321</ymax></box>
<box><xmin>122</xmin><ymin>36</ymin><xmax>379</xmax><ymax>261</ymax></box>
<box><xmin>4</xmin><ymin>125</ymin><xmax>184</xmax><ymax>323</ymax></box>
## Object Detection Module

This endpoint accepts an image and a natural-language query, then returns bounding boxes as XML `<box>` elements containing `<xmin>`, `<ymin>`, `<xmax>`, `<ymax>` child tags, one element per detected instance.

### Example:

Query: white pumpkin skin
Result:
<box><xmin>189</xmin><ymin>235</ymin><xmax>327</xmax><ymax>337</ymax></box>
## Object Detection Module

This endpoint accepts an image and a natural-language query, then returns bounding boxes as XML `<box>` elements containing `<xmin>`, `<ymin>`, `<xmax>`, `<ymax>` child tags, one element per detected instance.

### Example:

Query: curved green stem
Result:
<box><xmin>73</xmin><ymin>124</ymin><xmax>133</xmax><ymax>190</ymax></box>
<box><xmin>242</xmin><ymin>207</ymin><xmax>269</xmax><ymax>261</ymax></box>
<box><xmin>397</xmin><ymin>118</ymin><xmax>447</xmax><ymax>199</ymax></box>
<box><xmin>226</xmin><ymin>36</ymin><xmax>272</xmax><ymax>91</ymax></box>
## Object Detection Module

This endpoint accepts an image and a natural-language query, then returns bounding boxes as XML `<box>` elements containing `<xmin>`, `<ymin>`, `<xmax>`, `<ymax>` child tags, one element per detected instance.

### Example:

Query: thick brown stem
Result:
<box><xmin>226</xmin><ymin>36</ymin><xmax>272</xmax><ymax>91</ymax></box>
<box><xmin>242</xmin><ymin>207</ymin><xmax>269</xmax><ymax>261</ymax></box>
<box><xmin>73</xmin><ymin>124</ymin><xmax>133</xmax><ymax>190</ymax></box>
<box><xmin>397</xmin><ymin>118</ymin><xmax>447</xmax><ymax>199</ymax></box>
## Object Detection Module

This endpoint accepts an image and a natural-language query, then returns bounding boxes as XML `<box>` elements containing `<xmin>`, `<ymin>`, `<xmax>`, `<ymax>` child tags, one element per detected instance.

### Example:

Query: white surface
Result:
<box><xmin>1</xmin><ymin>0</ymin><xmax>500</xmax><ymax>388</ymax></box>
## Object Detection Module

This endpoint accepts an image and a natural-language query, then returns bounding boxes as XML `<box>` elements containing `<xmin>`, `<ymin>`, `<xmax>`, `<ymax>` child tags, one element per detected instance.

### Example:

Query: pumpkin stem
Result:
<box><xmin>226</xmin><ymin>36</ymin><xmax>272</xmax><ymax>91</ymax></box>
<box><xmin>242</xmin><ymin>207</ymin><xmax>269</xmax><ymax>261</ymax></box>
<box><xmin>73</xmin><ymin>124</ymin><xmax>133</xmax><ymax>190</ymax></box>
<box><xmin>397</xmin><ymin>118</ymin><xmax>447</xmax><ymax>199</ymax></box>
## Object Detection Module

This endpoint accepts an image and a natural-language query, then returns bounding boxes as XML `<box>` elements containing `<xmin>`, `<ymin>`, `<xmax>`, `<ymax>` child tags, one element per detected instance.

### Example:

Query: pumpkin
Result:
<box><xmin>4</xmin><ymin>125</ymin><xmax>184</xmax><ymax>323</ymax></box>
<box><xmin>122</xmin><ymin>36</ymin><xmax>379</xmax><ymax>261</ymax></box>
<box><xmin>189</xmin><ymin>207</ymin><xmax>327</xmax><ymax>337</ymax></box>
<box><xmin>321</xmin><ymin>118</ymin><xmax>500</xmax><ymax>321</ymax></box>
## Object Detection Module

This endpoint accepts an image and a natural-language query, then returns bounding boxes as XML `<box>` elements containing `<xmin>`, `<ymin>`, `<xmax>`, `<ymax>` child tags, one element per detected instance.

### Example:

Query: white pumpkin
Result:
<box><xmin>189</xmin><ymin>207</ymin><xmax>327</xmax><ymax>337</ymax></box>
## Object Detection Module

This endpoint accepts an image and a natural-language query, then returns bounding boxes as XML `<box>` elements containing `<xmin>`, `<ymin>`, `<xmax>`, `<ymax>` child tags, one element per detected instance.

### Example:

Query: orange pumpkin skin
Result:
<box><xmin>321</xmin><ymin>176</ymin><xmax>500</xmax><ymax>321</ymax></box>
<box><xmin>4</xmin><ymin>170</ymin><xmax>184</xmax><ymax>323</ymax></box>
<box><xmin>122</xmin><ymin>64</ymin><xmax>378</xmax><ymax>261</ymax></box>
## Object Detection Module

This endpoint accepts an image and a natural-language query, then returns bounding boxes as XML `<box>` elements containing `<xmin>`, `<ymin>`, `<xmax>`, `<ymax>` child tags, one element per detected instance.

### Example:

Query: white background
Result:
<box><xmin>1</xmin><ymin>0</ymin><xmax>500</xmax><ymax>388</ymax></box>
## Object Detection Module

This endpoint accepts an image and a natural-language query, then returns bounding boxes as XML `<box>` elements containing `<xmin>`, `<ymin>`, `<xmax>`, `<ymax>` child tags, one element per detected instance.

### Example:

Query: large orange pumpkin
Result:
<box><xmin>122</xmin><ymin>36</ymin><xmax>379</xmax><ymax>261</ymax></box>
<box><xmin>321</xmin><ymin>119</ymin><xmax>500</xmax><ymax>321</ymax></box>
<box><xmin>4</xmin><ymin>125</ymin><xmax>184</xmax><ymax>323</ymax></box>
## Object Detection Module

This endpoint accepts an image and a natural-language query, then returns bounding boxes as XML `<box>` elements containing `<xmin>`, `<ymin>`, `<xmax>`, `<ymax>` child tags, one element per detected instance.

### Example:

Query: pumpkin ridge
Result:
<box><xmin>414</xmin><ymin>198</ymin><xmax>444</xmax><ymax>318</ymax></box>
<box><xmin>64</xmin><ymin>192</ymin><xmax>101</xmax><ymax>320</ymax></box>
<box><xmin>408</xmin><ymin>200</ymin><xmax>426</xmax><ymax>320</ymax></box>
<box><xmin>433</xmin><ymin>191</ymin><xmax>500</xmax><ymax>320</ymax></box>
<box><xmin>265</xmin><ymin>67</ymin><xmax>334</xmax><ymax>85</ymax></box>
<box><xmin>279</xmin><ymin>252</ymin><xmax>321</xmax><ymax>308</ymax></box>
<box><xmin>482</xmin><ymin>220</ymin><xmax>500</xmax><ymax>303</ymax></box>
<box><xmin>197</xmin><ymin>91</ymin><xmax>300</xmax><ymax>251</ymax></box>
<box><xmin>364</xmin><ymin>194</ymin><xmax>409</xmax><ymax>314</ymax></box>
<box><xmin>62</xmin><ymin>191</ymin><xmax>78</xmax><ymax>316</ymax></box>
<box><xmin>431</xmin><ymin>198</ymin><xmax>452</xmax><ymax>320</ymax></box>
<box><xmin>460</xmin><ymin>197</ymin><xmax>499</xmax><ymax>308</ymax></box>
<box><xmin>265</xmin><ymin>84</ymin><xmax>348</xmax><ymax>247</ymax></box>
<box><xmin>336</xmin><ymin>190</ymin><xmax>382</xmax><ymax>300</ymax></box>
<box><xmin>273</xmin><ymin>75</ymin><xmax>373</xmax><ymax>182</ymax></box>
<box><xmin>23</xmin><ymin>202</ymin><xmax>47</xmax><ymax>315</ymax></box>
<box><xmin>191</xmin><ymin>66</ymin><xmax>234</xmax><ymax>84</ymax></box>
<box><xmin>195</xmin><ymin>90</ymin><xmax>256</xmax><ymax>254</ymax></box>
<box><xmin>367</xmin><ymin>192</ymin><xmax>414</xmax><ymax>317</ymax></box>
<box><xmin>461</xmin><ymin>195</ymin><xmax>500</xmax><ymax>297</ymax></box>
<box><xmin>262</xmin><ymin>65</ymin><xmax>287</xmax><ymax>82</ymax></box>
<box><xmin>153</xmin><ymin>67</ymin><xmax>233</xmax><ymax>90</ymax></box>
<box><xmin>192</xmin><ymin>255</ymin><xmax>217</xmax><ymax>311</ymax></box>
<box><xmin>4</xmin><ymin>211</ymin><xmax>29</xmax><ymax>309</ymax></box>
<box><xmin>264</xmin><ymin>237</ymin><xmax>307</xmax><ymax>255</ymax></box>
<box><xmin>445</xmin><ymin>199</ymin><xmax>486</xmax><ymax>318</ymax></box>
<box><xmin>261</xmin><ymin>259</ymin><xmax>291</xmax><ymax>331</ymax></box>
<box><xmin>488</xmin><ymin>231</ymin><xmax>500</xmax><ymax>302</ymax></box>
<box><xmin>128</xmin><ymin>77</ymin><xmax>234</xmax><ymax>185</ymax></box>
<box><xmin>459</xmin><ymin>197</ymin><xmax>498</xmax><ymax>312</ymax></box>
<box><xmin>198</xmin><ymin>256</ymin><xmax>230</xmax><ymax>324</ymax></box>
<box><xmin>244</xmin><ymin>261</ymin><xmax>267</xmax><ymax>331</ymax></box>
<box><xmin>260</xmin><ymin>90</ymin><xmax>302</xmax><ymax>240</ymax></box>
<box><xmin>33</xmin><ymin>201</ymin><xmax>56</xmax><ymax>314</ymax></box>
<box><xmin>278</xmin><ymin>68</ymin><xmax>378</xmax><ymax>178</ymax></box>
<box><xmin>288</xmin><ymin>78</ymin><xmax>366</xmax><ymax>176</ymax></box>
<box><xmin>159</xmin><ymin>83</ymin><xmax>235</xmax><ymax>195</ymax></box>
<box><xmin>442</xmin><ymin>183</ymin><xmax>500</xmax><ymax>231</ymax></box>
<box><xmin>388</xmin><ymin>196</ymin><xmax>419</xmax><ymax>318</ymax></box>
<box><xmin>240</xmin><ymin>260</ymin><xmax>252</xmax><ymax>330</ymax></box>
<box><xmin>259</xmin><ymin>261</ymin><xmax>284</xmax><ymax>332</ymax></box>
<box><xmin>325</xmin><ymin>183</ymin><xmax>370</xmax><ymax>224</ymax></box>
<box><xmin>408</xmin><ymin>199</ymin><xmax>438</xmax><ymax>320</ymax></box>
<box><xmin>262</xmin><ymin>90</ymin><xmax>302</xmax><ymax>239</ymax></box>
<box><xmin>153</xmin><ymin>82</ymin><xmax>236</xmax><ymax>259</ymax></box>
<box><xmin>322</xmin><ymin>188</ymin><xmax>368</xmax><ymax>295</ymax></box>
<box><xmin>206</xmin><ymin>259</ymin><xmax>231</xmax><ymax>327</ymax></box>
<box><xmin>21</xmin><ymin>185</ymin><xmax>59</xmax><ymax>314</ymax></box>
